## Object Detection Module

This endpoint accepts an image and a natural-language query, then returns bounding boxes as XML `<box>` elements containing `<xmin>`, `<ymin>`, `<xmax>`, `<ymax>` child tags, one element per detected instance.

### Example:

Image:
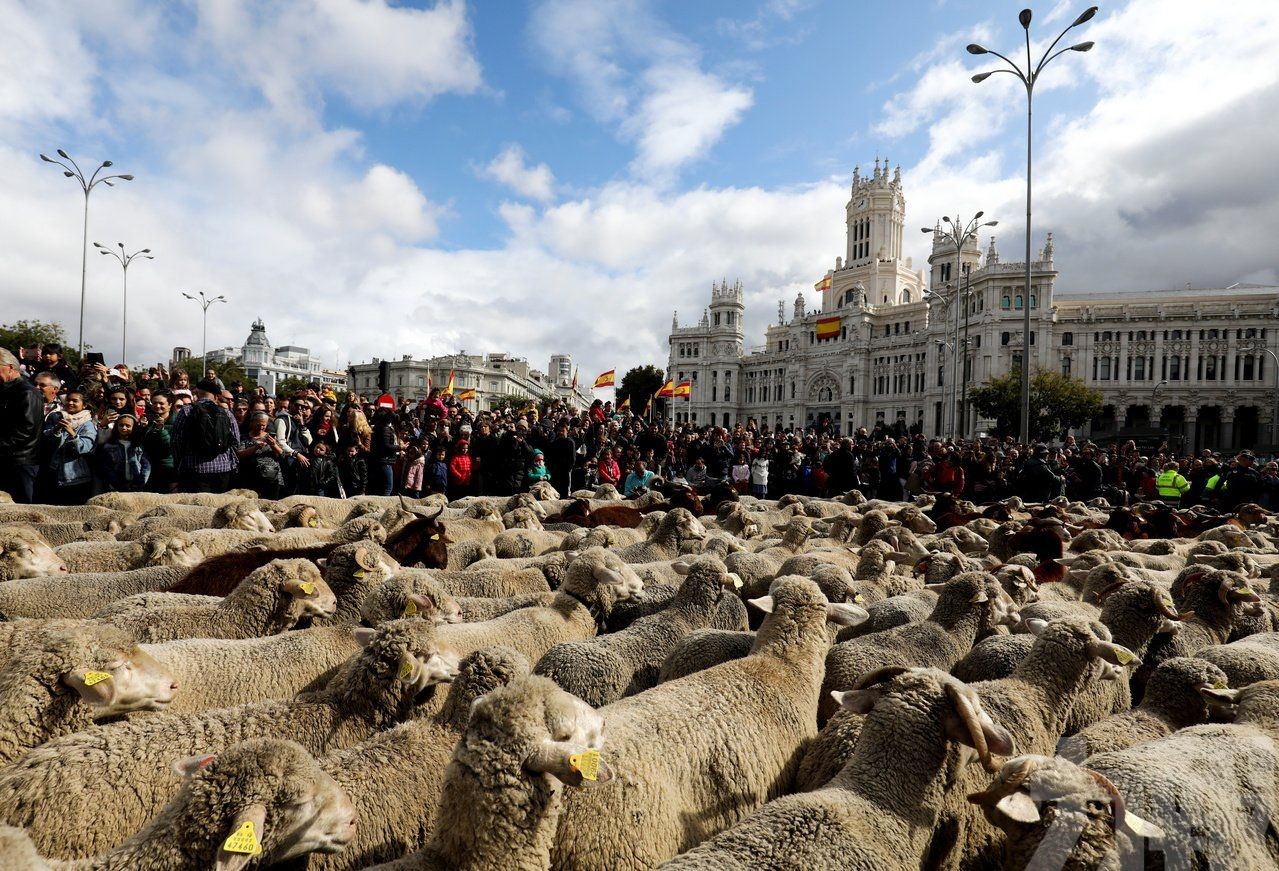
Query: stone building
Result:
<box><xmin>347</xmin><ymin>352</ymin><xmax>594</xmax><ymax>410</ymax></box>
<box><xmin>667</xmin><ymin>162</ymin><xmax>1279</xmax><ymax>452</ymax></box>
<box><xmin>204</xmin><ymin>319</ymin><xmax>346</xmax><ymax>393</ymax></box>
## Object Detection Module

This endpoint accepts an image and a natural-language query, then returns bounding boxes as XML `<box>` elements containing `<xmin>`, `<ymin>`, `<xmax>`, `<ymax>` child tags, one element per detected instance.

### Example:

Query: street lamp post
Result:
<box><xmin>922</xmin><ymin>213</ymin><xmax>997</xmax><ymax>440</ymax></box>
<box><xmin>925</xmin><ymin>292</ymin><xmax>952</xmax><ymax>438</ymax></box>
<box><xmin>38</xmin><ymin>150</ymin><xmax>134</xmax><ymax>359</ymax></box>
<box><xmin>960</xmin><ymin>263</ymin><xmax>973</xmax><ymax>438</ymax></box>
<box><xmin>181</xmin><ymin>291</ymin><xmax>227</xmax><ymax>373</ymax></box>
<box><xmin>1263</xmin><ymin>350</ymin><xmax>1279</xmax><ymax>448</ymax></box>
<box><xmin>968</xmin><ymin>6</ymin><xmax>1097</xmax><ymax>446</ymax></box>
<box><xmin>94</xmin><ymin>243</ymin><xmax>153</xmax><ymax>365</ymax></box>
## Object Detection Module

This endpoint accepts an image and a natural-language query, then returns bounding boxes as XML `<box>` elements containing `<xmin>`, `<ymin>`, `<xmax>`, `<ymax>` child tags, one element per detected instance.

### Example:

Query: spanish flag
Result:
<box><xmin>656</xmin><ymin>380</ymin><xmax>674</xmax><ymax>398</ymax></box>
<box><xmin>443</xmin><ymin>369</ymin><xmax>455</xmax><ymax>396</ymax></box>
<box><xmin>571</xmin><ymin>367</ymin><xmax>578</xmax><ymax>389</ymax></box>
<box><xmin>673</xmin><ymin>380</ymin><xmax>691</xmax><ymax>398</ymax></box>
<box><xmin>618</xmin><ymin>396</ymin><xmax>630</xmax><ymax>412</ymax></box>
<box><xmin>814</xmin><ymin>274</ymin><xmax>832</xmax><ymax>292</ymax></box>
<box><xmin>816</xmin><ymin>316</ymin><xmax>841</xmax><ymax>339</ymax></box>
<box><xmin>457</xmin><ymin>388</ymin><xmax>476</xmax><ymax>401</ymax></box>
<box><xmin>593</xmin><ymin>369</ymin><xmax>615</xmax><ymax>389</ymax></box>
<box><xmin>641</xmin><ymin>397</ymin><xmax>651</xmax><ymax>417</ymax></box>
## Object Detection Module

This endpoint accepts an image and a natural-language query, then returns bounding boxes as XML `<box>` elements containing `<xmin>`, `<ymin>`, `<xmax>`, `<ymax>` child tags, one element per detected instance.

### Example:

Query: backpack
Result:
<box><xmin>187</xmin><ymin>402</ymin><xmax>232</xmax><ymax>459</ymax></box>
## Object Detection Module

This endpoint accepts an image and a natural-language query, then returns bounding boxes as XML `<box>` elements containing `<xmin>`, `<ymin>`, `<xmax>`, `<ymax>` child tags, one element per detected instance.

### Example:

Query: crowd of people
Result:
<box><xmin>3</xmin><ymin>344</ymin><xmax>1277</xmax><ymax>511</ymax></box>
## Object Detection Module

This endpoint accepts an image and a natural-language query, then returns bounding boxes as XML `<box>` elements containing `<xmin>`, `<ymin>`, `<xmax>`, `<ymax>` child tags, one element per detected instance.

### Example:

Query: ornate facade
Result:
<box><xmin>667</xmin><ymin>163</ymin><xmax>1279</xmax><ymax>452</ymax></box>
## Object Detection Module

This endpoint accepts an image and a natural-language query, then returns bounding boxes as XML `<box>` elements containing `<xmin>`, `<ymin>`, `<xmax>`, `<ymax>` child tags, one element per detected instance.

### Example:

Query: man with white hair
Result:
<box><xmin>0</xmin><ymin>348</ymin><xmax>44</xmax><ymax>502</ymax></box>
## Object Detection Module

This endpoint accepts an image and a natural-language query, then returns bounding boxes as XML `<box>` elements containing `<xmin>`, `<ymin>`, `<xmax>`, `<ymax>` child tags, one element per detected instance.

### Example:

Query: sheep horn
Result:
<box><xmin>1084</xmin><ymin>769</ymin><xmax>1164</xmax><ymax>839</ymax></box>
<box><xmin>852</xmin><ymin>665</ymin><xmax>911</xmax><ymax>690</ymax></box>
<box><xmin>945</xmin><ymin>682</ymin><xmax>998</xmax><ymax>772</ymax></box>
<box><xmin>1152</xmin><ymin>590</ymin><xmax>1182</xmax><ymax>621</ymax></box>
<box><xmin>968</xmin><ymin>755</ymin><xmax>1041</xmax><ymax>805</ymax></box>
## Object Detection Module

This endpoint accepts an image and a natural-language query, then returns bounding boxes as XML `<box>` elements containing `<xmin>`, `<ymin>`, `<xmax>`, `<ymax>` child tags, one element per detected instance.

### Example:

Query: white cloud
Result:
<box><xmin>479</xmin><ymin>145</ymin><xmax>556</xmax><ymax>202</ymax></box>
<box><xmin>530</xmin><ymin>0</ymin><xmax>753</xmax><ymax>179</ymax></box>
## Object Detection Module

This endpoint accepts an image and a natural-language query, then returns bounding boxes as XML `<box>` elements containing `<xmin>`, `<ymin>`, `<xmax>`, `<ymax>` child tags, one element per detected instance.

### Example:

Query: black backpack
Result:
<box><xmin>187</xmin><ymin>402</ymin><xmax>233</xmax><ymax>458</ymax></box>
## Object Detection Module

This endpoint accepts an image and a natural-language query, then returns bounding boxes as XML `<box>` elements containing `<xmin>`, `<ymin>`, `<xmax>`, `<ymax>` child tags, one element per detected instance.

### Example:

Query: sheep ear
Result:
<box><xmin>887</xmin><ymin>551</ymin><xmax>911</xmax><ymax>563</ymax></box>
<box><xmin>525</xmin><ymin>741</ymin><xmax>614</xmax><ymax>787</ymax></box>
<box><xmin>1023</xmin><ymin>618</ymin><xmax>1049</xmax><ymax>636</ymax></box>
<box><xmin>1086</xmin><ymin>640</ymin><xmax>1140</xmax><ymax>667</ymax></box>
<box><xmin>405</xmin><ymin>593</ymin><xmax>435</xmax><ymax>618</ymax></box>
<box><xmin>63</xmin><ymin>669</ymin><xmax>117</xmax><ymax>705</ymax></box>
<box><xmin>1199</xmin><ymin>686</ymin><xmax>1242</xmax><ymax>706</ymax></box>
<box><xmin>315</xmin><ymin>558</ymin><xmax>329</xmax><ymax>570</ymax></box>
<box><xmin>353</xmin><ymin>627</ymin><xmax>378</xmax><ymax>648</ymax></box>
<box><xmin>831</xmin><ymin>688</ymin><xmax>878</xmax><ymax>715</ymax></box>
<box><xmin>215</xmin><ymin>802</ymin><xmax>268</xmax><ymax>871</ymax></box>
<box><xmin>672</xmin><ymin>560</ymin><xmax>692</xmax><ymax>576</ymax></box>
<box><xmin>924</xmin><ymin>583</ymin><xmax>948</xmax><ymax>592</ymax></box>
<box><xmin>994</xmin><ymin>790</ymin><xmax>1042</xmax><ymax>823</ymax></box>
<box><xmin>173</xmin><ymin>753</ymin><xmax>217</xmax><ymax>777</ymax></box>
<box><xmin>283</xmin><ymin>577</ymin><xmax>317</xmax><ymax>597</ymax></box>
<box><xmin>747</xmin><ymin>595</ymin><xmax>775</xmax><ymax>614</ymax></box>
<box><xmin>826</xmin><ymin>602</ymin><xmax>869</xmax><ymax>627</ymax></box>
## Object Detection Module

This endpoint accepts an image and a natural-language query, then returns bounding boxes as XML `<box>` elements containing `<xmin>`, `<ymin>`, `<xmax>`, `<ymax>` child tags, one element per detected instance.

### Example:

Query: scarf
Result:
<box><xmin>61</xmin><ymin>408</ymin><xmax>92</xmax><ymax>431</ymax></box>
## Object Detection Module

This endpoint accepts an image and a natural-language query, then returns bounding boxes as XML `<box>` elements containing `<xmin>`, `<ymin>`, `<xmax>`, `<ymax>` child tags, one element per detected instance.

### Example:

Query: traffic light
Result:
<box><xmin>378</xmin><ymin>360</ymin><xmax>390</xmax><ymax>393</ymax></box>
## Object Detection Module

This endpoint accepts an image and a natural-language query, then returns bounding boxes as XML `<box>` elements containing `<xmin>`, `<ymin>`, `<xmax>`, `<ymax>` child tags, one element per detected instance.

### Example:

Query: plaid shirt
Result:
<box><xmin>171</xmin><ymin>400</ymin><xmax>241</xmax><ymax>475</ymax></box>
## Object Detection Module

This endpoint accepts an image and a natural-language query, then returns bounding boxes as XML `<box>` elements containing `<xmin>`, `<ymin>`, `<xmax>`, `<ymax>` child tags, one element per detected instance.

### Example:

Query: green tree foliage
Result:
<box><xmin>617</xmin><ymin>365</ymin><xmax>666</xmax><ymax>413</ymax></box>
<box><xmin>969</xmin><ymin>368</ymin><xmax>1103</xmax><ymax>441</ymax></box>
<box><xmin>0</xmin><ymin>319</ymin><xmax>80</xmax><ymax>366</ymax></box>
<box><xmin>274</xmin><ymin>376</ymin><xmax>310</xmax><ymax>397</ymax></box>
<box><xmin>172</xmin><ymin>357</ymin><xmax>258</xmax><ymax>392</ymax></box>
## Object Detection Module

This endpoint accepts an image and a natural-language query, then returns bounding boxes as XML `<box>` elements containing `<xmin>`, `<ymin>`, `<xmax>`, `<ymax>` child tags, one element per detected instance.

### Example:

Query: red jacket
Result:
<box><xmin>448</xmin><ymin>454</ymin><xmax>473</xmax><ymax>486</ymax></box>
<box><xmin>597</xmin><ymin>458</ymin><xmax>621</xmax><ymax>485</ymax></box>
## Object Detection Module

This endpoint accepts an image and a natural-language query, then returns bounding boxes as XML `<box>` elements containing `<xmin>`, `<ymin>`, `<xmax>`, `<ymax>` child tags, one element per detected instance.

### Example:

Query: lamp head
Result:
<box><xmin>57</xmin><ymin>149</ymin><xmax>69</xmax><ymax>159</ymax></box>
<box><xmin>986</xmin><ymin>220</ymin><xmax>999</xmax><ymax>227</ymax></box>
<box><xmin>921</xmin><ymin>227</ymin><xmax>934</xmax><ymax>234</ymax></box>
<box><xmin>1071</xmin><ymin>41</ymin><xmax>1095</xmax><ymax>52</ymax></box>
<box><xmin>1019</xmin><ymin>9</ymin><xmax>1033</xmax><ymax>28</ymax></box>
<box><xmin>1073</xmin><ymin>6</ymin><xmax>1099</xmax><ymax>26</ymax></box>
<box><xmin>966</xmin><ymin>43</ymin><xmax>988</xmax><ymax>55</ymax></box>
<box><xmin>63</xmin><ymin>171</ymin><xmax>75</xmax><ymax>178</ymax></box>
<box><xmin>974</xmin><ymin>210</ymin><xmax>984</xmax><ymax>219</ymax></box>
<box><xmin>118</xmin><ymin>175</ymin><xmax>134</xmax><ymax>181</ymax></box>
<box><xmin>141</xmin><ymin>248</ymin><xmax>151</xmax><ymax>254</ymax></box>
<box><xmin>972</xmin><ymin>71</ymin><xmax>995</xmax><ymax>83</ymax></box>
<box><xmin>102</xmin><ymin>160</ymin><xmax>113</xmax><ymax>167</ymax></box>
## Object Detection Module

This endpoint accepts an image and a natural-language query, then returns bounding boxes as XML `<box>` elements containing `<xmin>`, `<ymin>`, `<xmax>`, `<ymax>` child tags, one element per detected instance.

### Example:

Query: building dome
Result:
<box><xmin>244</xmin><ymin>319</ymin><xmax>272</xmax><ymax>364</ymax></box>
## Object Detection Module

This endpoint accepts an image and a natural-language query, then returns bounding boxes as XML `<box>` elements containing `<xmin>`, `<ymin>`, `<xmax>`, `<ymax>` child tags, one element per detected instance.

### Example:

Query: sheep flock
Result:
<box><xmin>1</xmin><ymin>483</ymin><xmax>1279</xmax><ymax>869</ymax></box>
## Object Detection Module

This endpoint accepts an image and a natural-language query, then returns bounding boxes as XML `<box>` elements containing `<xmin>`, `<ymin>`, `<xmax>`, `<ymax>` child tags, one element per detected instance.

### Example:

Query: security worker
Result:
<box><xmin>1155</xmin><ymin>461</ymin><xmax>1190</xmax><ymax>505</ymax></box>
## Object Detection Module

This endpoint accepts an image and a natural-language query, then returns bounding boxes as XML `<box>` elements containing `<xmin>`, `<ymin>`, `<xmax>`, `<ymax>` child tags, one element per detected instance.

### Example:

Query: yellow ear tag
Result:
<box><xmin>308</xmin><ymin>519</ymin><xmax>318</xmax><ymax>527</ymax></box>
<box><xmin>83</xmin><ymin>671</ymin><xmax>112</xmax><ymax>687</ymax></box>
<box><xmin>403</xmin><ymin>599</ymin><xmax>418</xmax><ymax>617</ymax></box>
<box><xmin>223</xmin><ymin>820</ymin><xmax>263</xmax><ymax>855</ymax></box>
<box><xmin>1240</xmin><ymin>587</ymin><xmax>1255</xmax><ymax>596</ymax></box>
<box><xmin>569</xmin><ymin>749</ymin><xmax>600</xmax><ymax>781</ymax></box>
<box><xmin>429</xmin><ymin>533</ymin><xmax>441</xmax><ymax>541</ymax></box>
<box><xmin>398</xmin><ymin>659</ymin><xmax>414</xmax><ymax>681</ymax></box>
<box><xmin>854</xmin><ymin>594</ymin><xmax>865</xmax><ymax>604</ymax></box>
<box><xmin>298</xmin><ymin>582</ymin><xmax>316</xmax><ymax>596</ymax></box>
<box><xmin>1214</xmin><ymin>680</ymin><xmax>1227</xmax><ymax>689</ymax></box>
<box><xmin>1114</xmin><ymin>648</ymin><xmax>1134</xmax><ymax>665</ymax></box>
<box><xmin>352</xmin><ymin>569</ymin><xmax>366</xmax><ymax>580</ymax></box>
<box><xmin>731</xmin><ymin>577</ymin><xmax>742</xmax><ymax>590</ymax></box>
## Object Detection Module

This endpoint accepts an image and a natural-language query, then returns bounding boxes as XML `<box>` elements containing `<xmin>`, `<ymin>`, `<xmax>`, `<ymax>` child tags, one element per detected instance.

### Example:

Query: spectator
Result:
<box><xmin>401</xmin><ymin>441</ymin><xmax>425</xmax><ymax>498</ymax></box>
<box><xmin>425</xmin><ymin>446</ymin><xmax>449</xmax><ymax>497</ymax></box>
<box><xmin>235</xmin><ymin>411</ymin><xmax>285</xmax><ymax>498</ymax></box>
<box><xmin>140</xmin><ymin>390</ymin><xmax>176</xmax><ymax>492</ymax></box>
<box><xmin>526</xmin><ymin>449</ymin><xmax>551</xmax><ymax>487</ymax></box>
<box><xmin>596</xmin><ymin>447</ymin><xmax>622</xmax><ymax>489</ymax></box>
<box><xmin>299</xmin><ymin>441</ymin><xmax>340</xmax><ymax>497</ymax></box>
<box><xmin>97</xmin><ymin>414</ymin><xmax>150</xmax><ymax>492</ymax></box>
<box><xmin>624</xmin><ymin>458</ymin><xmax>655</xmax><ymax>497</ymax></box>
<box><xmin>1014</xmin><ymin>444</ymin><xmax>1063</xmax><ymax>503</ymax></box>
<box><xmin>38</xmin><ymin>344</ymin><xmax>77</xmax><ymax>387</ymax></box>
<box><xmin>43</xmin><ymin>389</ymin><xmax>97</xmax><ymax>504</ymax></box>
<box><xmin>1221</xmin><ymin>451</ymin><xmax>1262</xmax><ymax>510</ymax></box>
<box><xmin>171</xmin><ymin>378</ymin><xmax>240</xmax><ymax>493</ymax></box>
<box><xmin>368</xmin><ymin>408</ymin><xmax>401</xmax><ymax>496</ymax></box>
<box><xmin>448</xmin><ymin>440</ymin><xmax>473</xmax><ymax>497</ymax></box>
<box><xmin>0</xmin><ymin>348</ymin><xmax>44</xmax><ymax>502</ymax></box>
<box><xmin>1259</xmin><ymin>461</ymin><xmax>1279</xmax><ymax>511</ymax></box>
<box><xmin>338</xmin><ymin>443</ymin><xmax>367</xmax><ymax>497</ymax></box>
<box><xmin>34</xmin><ymin>372</ymin><xmax>62</xmax><ymax>422</ymax></box>
<box><xmin>731</xmin><ymin>452</ymin><xmax>751</xmax><ymax>494</ymax></box>
<box><xmin>546</xmin><ymin>421</ymin><xmax>576</xmax><ymax>497</ymax></box>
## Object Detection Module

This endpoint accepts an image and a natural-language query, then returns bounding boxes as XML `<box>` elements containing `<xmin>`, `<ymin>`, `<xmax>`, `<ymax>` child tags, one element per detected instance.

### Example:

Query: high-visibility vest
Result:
<box><xmin>1155</xmin><ymin>470</ymin><xmax>1188</xmax><ymax>499</ymax></box>
<box><xmin>1204</xmin><ymin>474</ymin><xmax>1224</xmax><ymax>492</ymax></box>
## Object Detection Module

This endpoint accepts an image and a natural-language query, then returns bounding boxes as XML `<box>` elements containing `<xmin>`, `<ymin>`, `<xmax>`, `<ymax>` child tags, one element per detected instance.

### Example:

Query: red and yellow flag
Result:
<box><xmin>571</xmin><ymin>367</ymin><xmax>579</xmax><ymax>389</ymax></box>
<box><xmin>593</xmin><ymin>369</ymin><xmax>615</xmax><ymax>388</ymax></box>
<box><xmin>442</xmin><ymin>369</ymin><xmax>456</xmax><ymax>396</ymax></box>
<box><xmin>814</xmin><ymin>274</ymin><xmax>832</xmax><ymax>292</ymax></box>
<box><xmin>816</xmin><ymin>316</ymin><xmax>841</xmax><ymax>339</ymax></box>
<box><xmin>641</xmin><ymin>398</ymin><xmax>651</xmax><ymax>417</ymax></box>
<box><xmin>618</xmin><ymin>396</ymin><xmax>630</xmax><ymax>412</ymax></box>
<box><xmin>656</xmin><ymin>380</ymin><xmax>674</xmax><ymax>398</ymax></box>
<box><xmin>673</xmin><ymin>380</ymin><xmax>692</xmax><ymax>398</ymax></box>
<box><xmin>457</xmin><ymin>388</ymin><xmax>476</xmax><ymax>401</ymax></box>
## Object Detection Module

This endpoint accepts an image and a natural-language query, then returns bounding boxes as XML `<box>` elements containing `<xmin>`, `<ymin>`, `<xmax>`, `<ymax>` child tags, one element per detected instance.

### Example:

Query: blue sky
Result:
<box><xmin>2</xmin><ymin>0</ymin><xmax>1276</xmax><ymax>382</ymax></box>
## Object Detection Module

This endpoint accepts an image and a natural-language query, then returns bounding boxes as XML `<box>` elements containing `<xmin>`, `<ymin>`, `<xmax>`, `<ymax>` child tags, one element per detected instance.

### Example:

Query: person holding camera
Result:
<box><xmin>0</xmin><ymin>349</ymin><xmax>44</xmax><ymax>503</ymax></box>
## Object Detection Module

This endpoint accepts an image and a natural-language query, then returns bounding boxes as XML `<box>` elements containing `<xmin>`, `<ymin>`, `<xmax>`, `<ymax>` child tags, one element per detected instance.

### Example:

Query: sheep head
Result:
<box><xmin>48</xmin><ymin>626</ymin><xmax>178</xmax><ymax>717</ymax></box>
<box><xmin>0</xmin><ymin>528</ymin><xmax>67</xmax><ymax>579</ymax></box>
<box><xmin>141</xmin><ymin>531</ymin><xmax>204</xmax><ymax>568</ymax></box>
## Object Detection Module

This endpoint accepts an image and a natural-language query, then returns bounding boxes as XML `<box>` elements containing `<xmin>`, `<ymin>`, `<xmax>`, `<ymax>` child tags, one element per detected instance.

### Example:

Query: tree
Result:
<box><xmin>0</xmin><ymin>319</ymin><xmax>80</xmax><ymax>366</ymax></box>
<box><xmin>274</xmin><ymin>376</ymin><xmax>310</xmax><ymax>397</ymax></box>
<box><xmin>969</xmin><ymin>368</ymin><xmax>1103</xmax><ymax>441</ymax></box>
<box><xmin>617</xmin><ymin>365</ymin><xmax>666</xmax><ymax>415</ymax></box>
<box><xmin>172</xmin><ymin>356</ymin><xmax>258</xmax><ymax>392</ymax></box>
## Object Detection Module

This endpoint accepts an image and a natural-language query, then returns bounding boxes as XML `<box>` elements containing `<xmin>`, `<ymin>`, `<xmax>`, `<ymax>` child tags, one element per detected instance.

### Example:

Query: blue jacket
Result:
<box><xmin>46</xmin><ymin>418</ymin><xmax>98</xmax><ymax>487</ymax></box>
<box><xmin>97</xmin><ymin>441</ymin><xmax>152</xmax><ymax>491</ymax></box>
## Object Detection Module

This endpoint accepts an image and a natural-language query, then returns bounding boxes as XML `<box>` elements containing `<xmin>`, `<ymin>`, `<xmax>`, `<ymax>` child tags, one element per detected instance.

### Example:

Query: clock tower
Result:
<box><xmin>846</xmin><ymin>157</ymin><xmax>905</xmax><ymax>268</ymax></box>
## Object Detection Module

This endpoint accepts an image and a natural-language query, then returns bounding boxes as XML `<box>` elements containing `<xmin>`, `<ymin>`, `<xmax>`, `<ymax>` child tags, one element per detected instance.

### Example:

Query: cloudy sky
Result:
<box><xmin>3</xmin><ymin>0</ymin><xmax>1277</xmax><ymax>383</ymax></box>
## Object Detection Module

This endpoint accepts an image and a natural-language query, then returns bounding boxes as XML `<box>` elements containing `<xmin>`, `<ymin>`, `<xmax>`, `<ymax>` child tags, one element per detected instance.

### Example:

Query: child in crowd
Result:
<box><xmin>448</xmin><ymin>439</ymin><xmax>473</xmax><ymax>497</ymax></box>
<box><xmin>425</xmin><ymin>446</ymin><xmax>449</xmax><ymax>496</ymax></box>
<box><xmin>97</xmin><ymin>414</ymin><xmax>151</xmax><ymax>492</ymax></box>
<box><xmin>401</xmin><ymin>441</ymin><xmax>425</xmax><ymax>498</ymax></box>
<box><xmin>526</xmin><ymin>449</ymin><xmax>551</xmax><ymax>487</ymax></box>
<box><xmin>750</xmin><ymin>453</ymin><xmax>770</xmax><ymax>498</ymax></box>
<box><xmin>301</xmin><ymin>441</ymin><xmax>340</xmax><ymax>497</ymax></box>
<box><xmin>730</xmin><ymin>452</ymin><xmax>751</xmax><ymax>494</ymax></box>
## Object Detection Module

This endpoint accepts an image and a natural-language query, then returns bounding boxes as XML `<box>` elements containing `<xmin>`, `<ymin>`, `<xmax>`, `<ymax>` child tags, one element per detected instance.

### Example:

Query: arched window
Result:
<box><xmin>1014</xmin><ymin>295</ymin><xmax>1024</xmax><ymax>309</ymax></box>
<box><xmin>1001</xmin><ymin>295</ymin><xmax>1011</xmax><ymax>310</ymax></box>
<box><xmin>1029</xmin><ymin>294</ymin><xmax>1037</xmax><ymax>308</ymax></box>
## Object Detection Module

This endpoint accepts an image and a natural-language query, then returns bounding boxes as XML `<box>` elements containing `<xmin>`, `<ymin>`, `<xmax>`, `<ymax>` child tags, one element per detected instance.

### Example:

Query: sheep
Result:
<box><xmin>11</xmin><ymin>519</ymin><xmax>121</xmax><ymax>546</ymax></box>
<box><xmin>0</xmin><ymin>624</ymin><xmax>177</xmax><ymax>763</ymax></box>
<box><xmin>926</xmin><ymin>616</ymin><xmax>1141</xmax><ymax>870</ymax></box>
<box><xmin>0</xmin><ymin>502</ymin><xmax>129</xmax><ymax>525</ymax></box>
<box><xmin>53</xmin><ymin>529</ymin><xmax>204</xmax><ymax>574</ymax></box>
<box><xmin>432</xmin><ymin>548</ymin><xmax>645</xmax><ymax>666</ymax></box>
<box><xmin>0</xmin><ymin>618</ymin><xmax>461</xmax><ymax>858</ymax></box>
<box><xmin>138</xmin><ymin>499</ymin><xmax>276</xmax><ymax>534</ymax></box>
<box><xmin>952</xmin><ymin>633</ymin><xmax>1035</xmax><ymax>682</ymax></box>
<box><xmin>660</xmin><ymin>668</ymin><xmax>1015</xmax><ymax>871</ymax></box>
<box><xmin>614</xmin><ymin>508</ymin><xmax>707</xmax><ymax>563</ymax></box>
<box><xmin>851</xmin><ymin>539</ymin><xmax>918</xmax><ymax>602</ymax></box>
<box><xmin>549</xmin><ymin>576</ymin><xmax>850</xmax><ymax>870</ymax></box>
<box><xmin>1059</xmin><ymin>656</ymin><xmax>1230</xmax><ymax>762</ymax></box>
<box><xmin>1197</xmin><ymin>632</ymin><xmax>1279</xmax><ymax>686</ymax></box>
<box><xmin>502</xmin><ymin>505</ymin><xmax>546</xmax><ymax>531</ymax></box>
<box><xmin>968</xmin><ymin>754</ymin><xmax>1158</xmax><ymax>870</ymax></box>
<box><xmin>369</xmin><ymin>674</ymin><xmax>613</xmax><ymax>871</ymax></box>
<box><xmin>494</xmin><ymin>526</ymin><xmax>567</xmax><ymax>559</ymax></box>
<box><xmin>0</xmin><ymin>737</ymin><xmax>357</xmax><ymax>870</ymax></box>
<box><xmin>602</xmin><ymin>566</ymin><xmax>749</xmax><ymax>635</ymax></box>
<box><xmin>447</xmin><ymin>538</ymin><xmax>496</xmax><ymax>569</ymax></box>
<box><xmin>269</xmin><ymin>502</ymin><xmax>325</xmax><ymax>531</ymax></box>
<box><xmin>85</xmin><ymin>489</ymin><xmax>257</xmax><ymax>512</ymax></box>
<box><xmin>0</xmin><ymin>526</ymin><xmax>67</xmax><ymax>580</ymax></box>
<box><xmin>533</xmin><ymin>556</ymin><xmax>750</xmax><ymax>706</ymax></box>
<box><xmin>0</xmin><ymin>565</ymin><xmax>190</xmax><ymax>620</ymax></box>
<box><xmin>97</xmin><ymin>559</ymin><xmax>336</xmax><ymax>643</ymax></box>
<box><xmin>142</xmin><ymin>583</ymin><xmax>446</xmax><ymax>716</ymax></box>
<box><xmin>394</xmin><ymin>565</ymin><xmax>552</xmax><ymax>599</ymax></box>
<box><xmin>370</xmin><ymin>572</ymin><xmax>555</xmax><ymax>624</ymax></box>
<box><xmin>819</xmin><ymin>572</ymin><xmax>1017</xmax><ymax>721</ymax></box>
<box><xmin>294</xmin><ymin>646</ymin><xmax>533</xmax><ymax>870</ymax></box>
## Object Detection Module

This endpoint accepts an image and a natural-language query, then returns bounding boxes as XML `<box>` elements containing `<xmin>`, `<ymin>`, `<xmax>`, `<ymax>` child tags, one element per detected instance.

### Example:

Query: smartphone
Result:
<box><xmin>86</xmin><ymin>352</ymin><xmax>105</xmax><ymax>366</ymax></box>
